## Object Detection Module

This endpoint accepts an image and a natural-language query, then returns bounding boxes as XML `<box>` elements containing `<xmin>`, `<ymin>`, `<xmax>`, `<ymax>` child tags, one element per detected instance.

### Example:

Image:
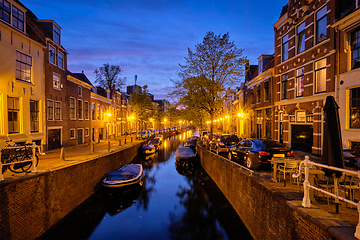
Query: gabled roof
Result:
<box><xmin>67</xmin><ymin>71</ymin><xmax>93</xmax><ymax>87</ymax></box>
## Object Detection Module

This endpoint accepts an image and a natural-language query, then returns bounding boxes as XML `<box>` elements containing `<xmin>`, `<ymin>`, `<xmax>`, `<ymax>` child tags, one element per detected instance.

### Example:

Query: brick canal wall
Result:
<box><xmin>197</xmin><ymin>145</ymin><xmax>355</xmax><ymax>240</ymax></box>
<box><xmin>0</xmin><ymin>142</ymin><xmax>141</xmax><ymax>240</ymax></box>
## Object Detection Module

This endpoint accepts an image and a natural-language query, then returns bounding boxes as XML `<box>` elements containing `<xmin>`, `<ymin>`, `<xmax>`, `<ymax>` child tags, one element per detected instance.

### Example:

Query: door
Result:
<box><xmin>99</xmin><ymin>128</ymin><xmax>104</xmax><ymax>140</ymax></box>
<box><xmin>291</xmin><ymin>125</ymin><xmax>313</xmax><ymax>153</ymax></box>
<box><xmin>78</xmin><ymin>129</ymin><xmax>83</xmax><ymax>145</ymax></box>
<box><xmin>48</xmin><ymin>129</ymin><xmax>61</xmax><ymax>150</ymax></box>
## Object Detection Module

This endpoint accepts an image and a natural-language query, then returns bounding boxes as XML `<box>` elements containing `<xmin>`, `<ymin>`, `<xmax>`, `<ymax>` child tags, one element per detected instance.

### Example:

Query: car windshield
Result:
<box><xmin>253</xmin><ymin>140</ymin><xmax>284</xmax><ymax>149</ymax></box>
<box><xmin>220</xmin><ymin>135</ymin><xmax>239</xmax><ymax>143</ymax></box>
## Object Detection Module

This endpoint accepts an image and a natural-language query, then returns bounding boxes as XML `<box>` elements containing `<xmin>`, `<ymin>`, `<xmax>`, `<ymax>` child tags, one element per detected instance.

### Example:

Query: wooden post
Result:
<box><xmin>108</xmin><ymin>141</ymin><xmax>110</xmax><ymax>152</ymax></box>
<box><xmin>119</xmin><ymin>139</ymin><xmax>121</xmax><ymax>146</ymax></box>
<box><xmin>131</xmin><ymin>137</ymin><xmax>133</xmax><ymax>142</ymax></box>
<box><xmin>125</xmin><ymin>138</ymin><xmax>127</xmax><ymax>144</ymax></box>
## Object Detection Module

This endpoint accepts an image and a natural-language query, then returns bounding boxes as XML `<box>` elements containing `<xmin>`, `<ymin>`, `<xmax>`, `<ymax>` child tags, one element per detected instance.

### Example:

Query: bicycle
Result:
<box><xmin>1</xmin><ymin>140</ymin><xmax>40</xmax><ymax>174</ymax></box>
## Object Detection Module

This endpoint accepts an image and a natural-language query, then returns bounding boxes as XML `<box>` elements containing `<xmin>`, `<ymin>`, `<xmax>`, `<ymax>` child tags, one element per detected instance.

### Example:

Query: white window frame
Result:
<box><xmin>77</xmin><ymin>99</ymin><xmax>83</xmax><ymax>120</ymax></box>
<box><xmin>47</xmin><ymin>99</ymin><xmax>54</xmax><ymax>121</ymax></box>
<box><xmin>84</xmin><ymin>101</ymin><xmax>89</xmax><ymax>120</ymax></box>
<box><xmin>70</xmin><ymin>128</ymin><xmax>75</xmax><ymax>139</ymax></box>
<box><xmin>70</xmin><ymin>97</ymin><xmax>76</xmax><ymax>120</ymax></box>
<box><xmin>53</xmin><ymin>73</ymin><xmax>60</xmax><ymax>90</ymax></box>
<box><xmin>85</xmin><ymin>128</ymin><xmax>89</xmax><ymax>137</ymax></box>
<box><xmin>297</xmin><ymin>21</ymin><xmax>305</xmax><ymax>54</ymax></box>
<box><xmin>315</xmin><ymin>58</ymin><xmax>326</xmax><ymax>93</ymax></box>
<box><xmin>49</xmin><ymin>44</ymin><xmax>56</xmax><ymax>65</ymax></box>
<box><xmin>58</xmin><ymin>51</ymin><xmax>63</xmax><ymax>69</ymax></box>
<box><xmin>55</xmin><ymin>101</ymin><xmax>62</xmax><ymax>120</ymax></box>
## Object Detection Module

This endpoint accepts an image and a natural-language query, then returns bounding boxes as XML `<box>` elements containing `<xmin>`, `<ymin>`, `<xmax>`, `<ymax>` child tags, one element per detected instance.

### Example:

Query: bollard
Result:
<box><xmin>0</xmin><ymin>150</ymin><xmax>3</xmax><ymax>181</ymax></box>
<box><xmin>302</xmin><ymin>156</ymin><xmax>311</xmax><ymax>208</ymax></box>
<box><xmin>91</xmin><ymin>142</ymin><xmax>94</xmax><ymax>153</ymax></box>
<box><xmin>108</xmin><ymin>141</ymin><xmax>110</xmax><ymax>152</ymax></box>
<box><xmin>31</xmin><ymin>142</ymin><xmax>37</xmax><ymax>173</ymax></box>
<box><xmin>119</xmin><ymin>139</ymin><xmax>121</xmax><ymax>146</ymax></box>
<box><xmin>60</xmin><ymin>147</ymin><xmax>65</xmax><ymax>161</ymax></box>
<box><xmin>125</xmin><ymin>138</ymin><xmax>127</xmax><ymax>144</ymax></box>
<box><xmin>131</xmin><ymin>137</ymin><xmax>133</xmax><ymax>142</ymax></box>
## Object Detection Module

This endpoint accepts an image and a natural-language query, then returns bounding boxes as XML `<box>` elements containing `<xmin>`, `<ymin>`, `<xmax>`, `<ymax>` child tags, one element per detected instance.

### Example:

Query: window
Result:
<box><xmin>264</xmin><ymin>81</ymin><xmax>269</xmax><ymax>101</ymax></box>
<box><xmin>53</xmin><ymin>73</ymin><xmax>60</xmax><ymax>89</ymax></box>
<box><xmin>315</xmin><ymin>58</ymin><xmax>326</xmax><ymax>93</ymax></box>
<box><xmin>316</xmin><ymin>5</ymin><xmax>327</xmax><ymax>44</ymax></box>
<box><xmin>97</xmin><ymin>104</ymin><xmax>100</xmax><ymax>120</ymax></box>
<box><xmin>92</xmin><ymin>103</ymin><xmax>95</xmax><ymax>120</ymax></box>
<box><xmin>0</xmin><ymin>0</ymin><xmax>10</xmax><ymax>23</ymax></box>
<box><xmin>251</xmin><ymin>88</ymin><xmax>255</xmax><ymax>104</ymax></box>
<box><xmin>296</xmin><ymin>67</ymin><xmax>304</xmax><ymax>97</ymax></box>
<box><xmin>282</xmin><ymin>34</ymin><xmax>289</xmax><ymax>62</ymax></box>
<box><xmin>84</xmin><ymin>101</ymin><xmax>89</xmax><ymax>120</ymax></box>
<box><xmin>297</xmin><ymin>22</ymin><xmax>305</xmax><ymax>54</ymax></box>
<box><xmin>78</xmin><ymin>86</ymin><xmax>82</xmax><ymax>96</ymax></box>
<box><xmin>256</xmin><ymin>85</ymin><xmax>261</xmax><ymax>103</ymax></box>
<box><xmin>70</xmin><ymin>129</ymin><xmax>75</xmax><ymax>139</ymax></box>
<box><xmin>77</xmin><ymin>99</ymin><xmax>83</xmax><ymax>119</ymax></box>
<box><xmin>350</xmin><ymin>87</ymin><xmax>360</xmax><ymax>128</ymax></box>
<box><xmin>58</xmin><ymin>51</ymin><xmax>63</xmax><ymax>69</ymax></box>
<box><xmin>70</xmin><ymin>97</ymin><xmax>75</xmax><ymax>119</ymax></box>
<box><xmin>55</xmin><ymin>101</ymin><xmax>61</xmax><ymax>120</ymax></box>
<box><xmin>30</xmin><ymin>100</ymin><xmax>39</xmax><ymax>132</ymax></box>
<box><xmin>49</xmin><ymin>45</ymin><xmax>55</xmax><ymax>64</ymax></box>
<box><xmin>352</xmin><ymin>28</ymin><xmax>360</xmax><ymax>69</ymax></box>
<box><xmin>53</xmin><ymin>25</ymin><xmax>60</xmax><ymax>45</ymax></box>
<box><xmin>85</xmin><ymin>128</ymin><xmax>89</xmax><ymax>137</ymax></box>
<box><xmin>281</xmin><ymin>74</ymin><xmax>288</xmax><ymax>100</ymax></box>
<box><xmin>47</xmin><ymin>100</ymin><xmax>54</xmax><ymax>120</ymax></box>
<box><xmin>258</xmin><ymin>59</ymin><xmax>263</xmax><ymax>73</ymax></box>
<box><xmin>15</xmin><ymin>51</ymin><xmax>31</xmax><ymax>82</ymax></box>
<box><xmin>8</xmin><ymin>97</ymin><xmax>20</xmax><ymax>134</ymax></box>
<box><xmin>12</xmin><ymin>5</ymin><xmax>24</xmax><ymax>31</ymax></box>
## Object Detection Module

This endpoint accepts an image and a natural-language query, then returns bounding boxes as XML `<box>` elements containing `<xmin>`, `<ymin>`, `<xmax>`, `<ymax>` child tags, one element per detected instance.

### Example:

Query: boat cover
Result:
<box><xmin>107</xmin><ymin>164</ymin><xmax>142</xmax><ymax>181</ymax></box>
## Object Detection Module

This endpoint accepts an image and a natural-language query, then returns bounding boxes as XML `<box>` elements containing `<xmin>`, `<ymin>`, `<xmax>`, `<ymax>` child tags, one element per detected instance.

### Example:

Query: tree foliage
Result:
<box><xmin>129</xmin><ymin>85</ymin><xmax>154</xmax><ymax>129</ymax></box>
<box><xmin>94</xmin><ymin>63</ymin><xmax>126</xmax><ymax>91</ymax></box>
<box><xmin>170</xmin><ymin>31</ymin><xmax>247</xmax><ymax>135</ymax></box>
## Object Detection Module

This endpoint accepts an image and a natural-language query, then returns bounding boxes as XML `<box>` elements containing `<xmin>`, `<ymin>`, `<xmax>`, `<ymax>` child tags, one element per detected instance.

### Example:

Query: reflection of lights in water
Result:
<box><xmin>164</xmin><ymin>140</ymin><xmax>167</xmax><ymax>148</ymax></box>
<box><xmin>179</xmin><ymin>135</ymin><xmax>182</xmax><ymax>140</ymax></box>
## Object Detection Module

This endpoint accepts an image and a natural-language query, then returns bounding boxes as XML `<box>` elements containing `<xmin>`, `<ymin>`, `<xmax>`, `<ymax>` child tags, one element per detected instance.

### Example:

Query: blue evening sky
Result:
<box><xmin>22</xmin><ymin>0</ymin><xmax>286</xmax><ymax>99</ymax></box>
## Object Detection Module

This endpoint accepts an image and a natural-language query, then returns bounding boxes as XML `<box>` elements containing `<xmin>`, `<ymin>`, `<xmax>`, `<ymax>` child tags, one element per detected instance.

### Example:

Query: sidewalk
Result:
<box><xmin>1</xmin><ymin>135</ymin><xmax>145</xmax><ymax>181</ymax></box>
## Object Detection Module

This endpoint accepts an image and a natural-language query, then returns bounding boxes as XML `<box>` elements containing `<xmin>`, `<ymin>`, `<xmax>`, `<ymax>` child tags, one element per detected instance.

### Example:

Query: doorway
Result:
<box><xmin>48</xmin><ymin>129</ymin><xmax>61</xmax><ymax>150</ymax></box>
<box><xmin>291</xmin><ymin>125</ymin><xmax>313</xmax><ymax>153</ymax></box>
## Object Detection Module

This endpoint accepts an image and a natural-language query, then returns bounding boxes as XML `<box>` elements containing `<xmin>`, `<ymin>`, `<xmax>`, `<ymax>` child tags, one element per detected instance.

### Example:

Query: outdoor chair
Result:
<box><xmin>277</xmin><ymin>160</ymin><xmax>299</xmax><ymax>186</ymax></box>
<box><xmin>340</xmin><ymin>174</ymin><xmax>360</xmax><ymax>208</ymax></box>
<box><xmin>315</xmin><ymin>176</ymin><xmax>334</xmax><ymax>205</ymax></box>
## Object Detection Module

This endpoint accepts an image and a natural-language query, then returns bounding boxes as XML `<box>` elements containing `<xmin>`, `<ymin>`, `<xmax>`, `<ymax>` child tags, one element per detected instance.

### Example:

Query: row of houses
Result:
<box><xmin>0</xmin><ymin>0</ymin><xmax>168</xmax><ymax>151</ymax></box>
<box><xmin>226</xmin><ymin>0</ymin><xmax>360</xmax><ymax>156</ymax></box>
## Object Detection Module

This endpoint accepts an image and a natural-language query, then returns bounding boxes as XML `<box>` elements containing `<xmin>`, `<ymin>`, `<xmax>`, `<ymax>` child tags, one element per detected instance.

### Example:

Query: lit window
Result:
<box><xmin>49</xmin><ymin>45</ymin><xmax>55</xmax><ymax>64</ymax></box>
<box><xmin>84</xmin><ymin>101</ymin><xmax>89</xmax><ymax>120</ymax></box>
<box><xmin>0</xmin><ymin>0</ymin><xmax>10</xmax><ymax>23</ymax></box>
<box><xmin>30</xmin><ymin>100</ymin><xmax>39</xmax><ymax>132</ymax></box>
<box><xmin>70</xmin><ymin>129</ymin><xmax>75</xmax><ymax>139</ymax></box>
<box><xmin>316</xmin><ymin>5</ymin><xmax>327</xmax><ymax>44</ymax></box>
<box><xmin>58</xmin><ymin>51</ymin><xmax>63</xmax><ymax>69</ymax></box>
<box><xmin>55</xmin><ymin>101</ymin><xmax>61</xmax><ymax>120</ymax></box>
<box><xmin>297</xmin><ymin>22</ymin><xmax>305</xmax><ymax>54</ymax></box>
<box><xmin>53</xmin><ymin>73</ymin><xmax>60</xmax><ymax>89</ymax></box>
<box><xmin>315</xmin><ymin>59</ymin><xmax>326</xmax><ymax>93</ymax></box>
<box><xmin>92</xmin><ymin>103</ymin><xmax>95</xmax><ymax>120</ymax></box>
<box><xmin>70</xmin><ymin>97</ymin><xmax>76</xmax><ymax>119</ymax></box>
<box><xmin>12</xmin><ymin>5</ymin><xmax>24</xmax><ymax>31</ymax></box>
<box><xmin>97</xmin><ymin>104</ymin><xmax>100</xmax><ymax>120</ymax></box>
<box><xmin>53</xmin><ymin>25</ymin><xmax>60</xmax><ymax>45</ymax></box>
<box><xmin>351</xmin><ymin>28</ymin><xmax>360</xmax><ymax>69</ymax></box>
<box><xmin>77</xmin><ymin>99</ymin><xmax>83</xmax><ymax>120</ymax></box>
<box><xmin>350</xmin><ymin>87</ymin><xmax>360</xmax><ymax>128</ymax></box>
<box><xmin>296</xmin><ymin>67</ymin><xmax>304</xmax><ymax>97</ymax></box>
<box><xmin>282</xmin><ymin>34</ymin><xmax>289</xmax><ymax>62</ymax></box>
<box><xmin>8</xmin><ymin>97</ymin><xmax>20</xmax><ymax>134</ymax></box>
<box><xmin>15</xmin><ymin>51</ymin><xmax>31</xmax><ymax>82</ymax></box>
<box><xmin>47</xmin><ymin>100</ymin><xmax>54</xmax><ymax>120</ymax></box>
<box><xmin>281</xmin><ymin>74</ymin><xmax>288</xmax><ymax>100</ymax></box>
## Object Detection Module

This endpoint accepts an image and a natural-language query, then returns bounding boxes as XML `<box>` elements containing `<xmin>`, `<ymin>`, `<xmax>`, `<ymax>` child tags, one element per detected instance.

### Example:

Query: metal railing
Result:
<box><xmin>292</xmin><ymin>156</ymin><xmax>360</xmax><ymax>239</ymax></box>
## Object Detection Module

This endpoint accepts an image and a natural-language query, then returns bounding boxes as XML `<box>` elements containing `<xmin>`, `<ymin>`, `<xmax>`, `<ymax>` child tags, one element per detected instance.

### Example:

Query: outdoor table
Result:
<box><xmin>270</xmin><ymin>158</ymin><xmax>302</xmax><ymax>183</ymax></box>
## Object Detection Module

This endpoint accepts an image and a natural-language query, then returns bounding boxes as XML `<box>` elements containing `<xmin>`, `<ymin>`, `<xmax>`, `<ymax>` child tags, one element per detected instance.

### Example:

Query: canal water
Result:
<box><xmin>40</xmin><ymin>131</ymin><xmax>253</xmax><ymax>240</ymax></box>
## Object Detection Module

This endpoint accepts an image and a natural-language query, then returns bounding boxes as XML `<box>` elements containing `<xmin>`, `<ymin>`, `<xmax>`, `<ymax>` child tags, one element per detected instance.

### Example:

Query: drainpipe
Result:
<box><xmin>335</xmin><ymin>26</ymin><xmax>340</xmax><ymax>103</ymax></box>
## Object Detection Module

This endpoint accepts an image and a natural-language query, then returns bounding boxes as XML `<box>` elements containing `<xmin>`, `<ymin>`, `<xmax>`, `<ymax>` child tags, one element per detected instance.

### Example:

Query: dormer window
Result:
<box><xmin>12</xmin><ymin>5</ymin><xmax>24</xmax><ymax>31</ymax></box>
<box><xmin>0</xmin><ymin>0</ymin><xmax>10</xmax><ymax>23</ymax></box>
<box><xmin>53</xmin><ymin>25</ymin><xmax>60</xmax><ymax>45</ymax></box>
<box><xmin>258</xmin><ymin>59</ymin><xmax>263</xmax><ymax>73</ymax></box>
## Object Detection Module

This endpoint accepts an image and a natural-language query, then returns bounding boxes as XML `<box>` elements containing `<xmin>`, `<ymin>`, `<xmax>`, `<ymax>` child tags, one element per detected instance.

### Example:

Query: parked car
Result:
<box><xmin>137</xmin><ymin>130</ymin><xmax>149</xmax><ymax>139</ymax></box>
<box><xmin>209</xmin><ymin>134</ymin><xmax>240</xmax><ymax>155</ymax></box>
<box><xmin>228</xmin><ymin>139</ymin><xmax>294</xmax><ymax>170</ymax></box>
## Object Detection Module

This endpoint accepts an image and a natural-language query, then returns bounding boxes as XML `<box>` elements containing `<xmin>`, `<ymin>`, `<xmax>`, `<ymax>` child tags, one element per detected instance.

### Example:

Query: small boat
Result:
<box><xmin>175</xmin><ymin>146</ymin><xmax>198</xmax><ymax>161</ymax></box>
<box><xmin>103</xmin><ymin>164</ymin><xmax>143</xmax><ymax>188</ymax></box>
<box><xmin>149</xmin><ymin>138</ymin><xmax>161</xmax><ymax>149</ymax></box>
<box><xmin>141</xmin><ymin>143</ymin><xmax>156</xmax><ymax>155</ymax></box>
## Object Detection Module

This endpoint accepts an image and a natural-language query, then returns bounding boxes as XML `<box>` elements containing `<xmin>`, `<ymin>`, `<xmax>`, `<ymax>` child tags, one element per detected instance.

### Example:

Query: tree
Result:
<box><xmin>129</xmin><ymin>85</ymin><xmax>154</xmax><ymax>131</ymax></box>
<box><xmin>94</xmin><ymin>63</ymin><xmax>126</xmax><ymax>91</ymax></box>
<box><xmin>170</xmin><ymin>31</ymin><xmax>247</xmax><ymax>137</ymax></box>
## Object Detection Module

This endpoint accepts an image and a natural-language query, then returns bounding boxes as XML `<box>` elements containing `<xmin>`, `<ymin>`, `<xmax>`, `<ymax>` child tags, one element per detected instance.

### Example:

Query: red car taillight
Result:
<box><xmin>219</xmin><ymin>142</ymin><xmax>225</xmax><ymax>146</ymax></box>
<box><xmin>259</xmin><ymin>151</ymin><xmax>271</xmax><ymax>156</ymax></box>
<box><xmin>286</xmin><ymin>151</ymin><xmax>294</xmax><ymax>157</ymax></box>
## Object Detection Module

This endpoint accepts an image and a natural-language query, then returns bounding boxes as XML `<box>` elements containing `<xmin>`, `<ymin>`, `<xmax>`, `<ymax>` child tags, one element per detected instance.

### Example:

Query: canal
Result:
<box><xmin>40</xmin><ymin>131</ymin><xmax>253</xmax><ymax>240</ymax></box>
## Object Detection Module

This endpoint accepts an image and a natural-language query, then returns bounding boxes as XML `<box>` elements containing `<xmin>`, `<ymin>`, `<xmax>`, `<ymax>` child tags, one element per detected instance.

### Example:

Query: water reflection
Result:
<box><xmin>40</xmin><ymin>132</ymin><xmax>252</xmax><ymax>240</ymax></box>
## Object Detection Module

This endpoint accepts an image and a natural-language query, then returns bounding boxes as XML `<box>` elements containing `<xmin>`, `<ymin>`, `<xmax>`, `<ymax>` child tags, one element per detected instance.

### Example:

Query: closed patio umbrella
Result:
<box><xmin>322</xmin><ymin>95</ymin><xmax>344</xmax><ymax>177</ymax></box>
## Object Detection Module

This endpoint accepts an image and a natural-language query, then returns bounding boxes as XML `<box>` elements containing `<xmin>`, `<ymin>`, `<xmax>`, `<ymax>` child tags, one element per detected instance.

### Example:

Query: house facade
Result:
<box><xmin>0</xmin><ymin>0</ymin><xmax>45</xmax><ymax>146</ymax></box>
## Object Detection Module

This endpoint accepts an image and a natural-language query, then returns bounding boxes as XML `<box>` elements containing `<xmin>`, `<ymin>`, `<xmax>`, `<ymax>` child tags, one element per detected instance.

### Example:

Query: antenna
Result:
<box><xmin>135</xmin><ymin>75</ymin><xmax>137</xmax><ymax>86</ymax></box>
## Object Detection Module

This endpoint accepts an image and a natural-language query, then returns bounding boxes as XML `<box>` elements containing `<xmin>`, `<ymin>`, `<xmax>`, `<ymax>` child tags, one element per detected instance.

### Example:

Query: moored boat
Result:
<box><xmin>142</xmin><ymin>143</ymin><xmax>156</xmax><ymax>155</ymax></box>
<box><xmin>103</xmin><ymin>164</ymin><xmax>143</xmax><ymax>188</ymax></box>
